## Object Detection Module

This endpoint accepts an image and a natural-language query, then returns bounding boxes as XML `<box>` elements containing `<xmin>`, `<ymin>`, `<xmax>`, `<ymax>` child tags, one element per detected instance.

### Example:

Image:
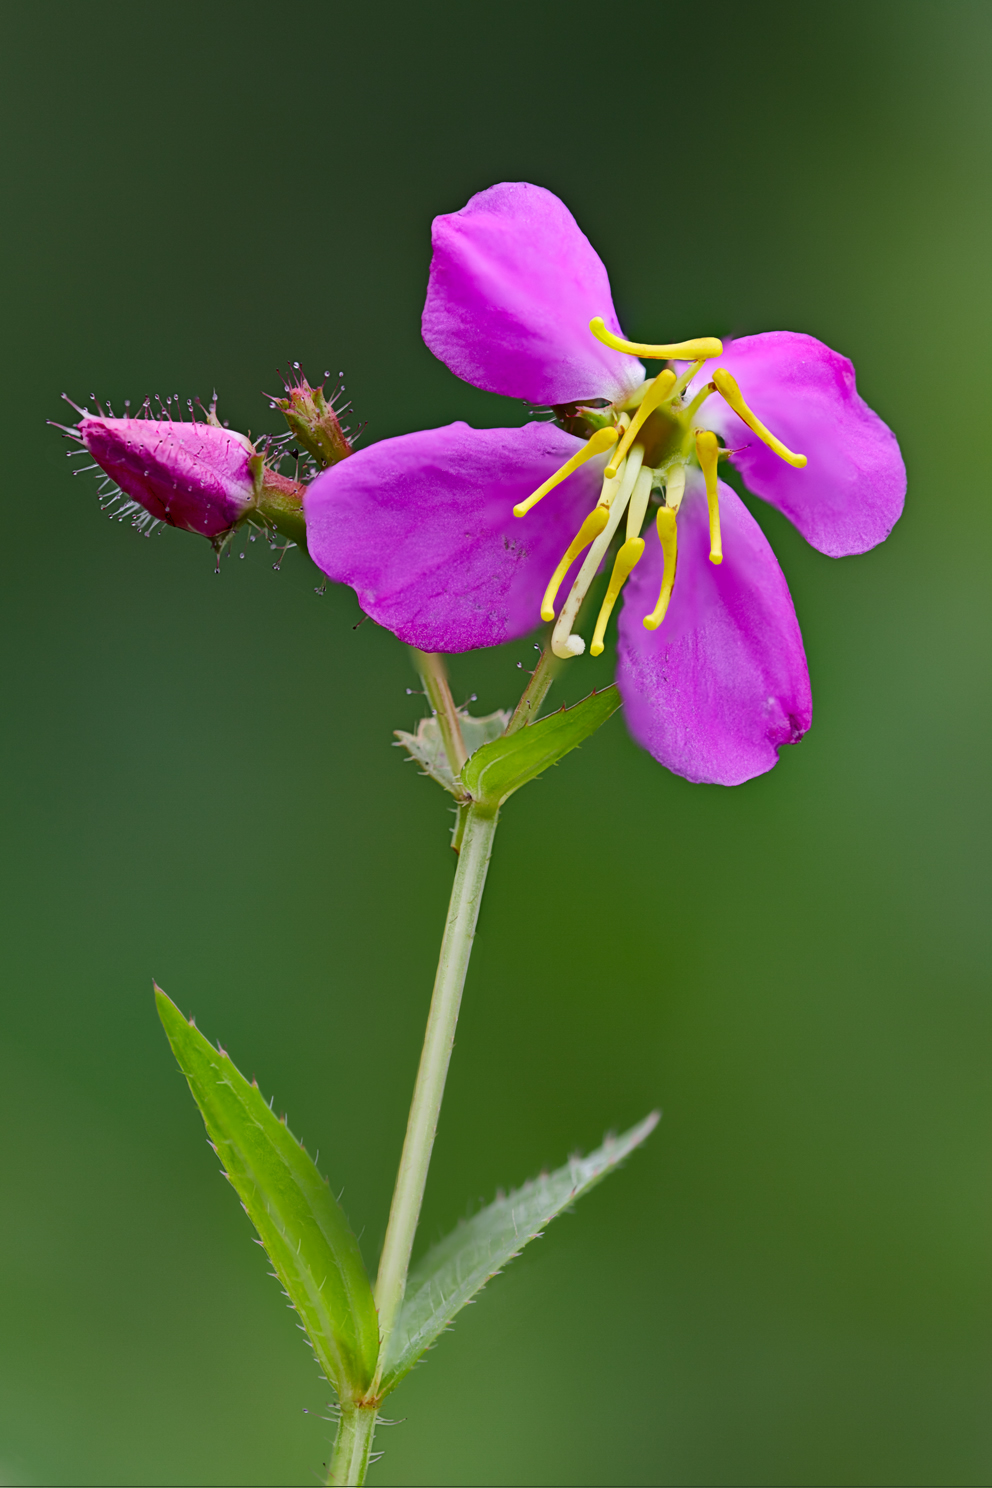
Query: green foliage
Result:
<box><xmin>155</xmin><ymin>988</ymin><xmax>379</xmax><ymax>1402</ymax></box>
<box><xmin>380</xmin><ymin>1113</ymin><xmax>658</xmax><ymax>1393</ymax></box>
<box><xmin>394</xmin><ymin>708</ymin><xmax>510</xmax><ymax>795</ymax></box>
<box><xmin>460</xmin><ymin>687</ymin><xmax>622</xmax><ymax>811</ymax></box>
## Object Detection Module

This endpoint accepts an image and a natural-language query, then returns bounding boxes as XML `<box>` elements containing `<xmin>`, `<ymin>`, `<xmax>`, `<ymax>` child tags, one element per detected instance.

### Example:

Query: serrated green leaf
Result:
<box><xmin>155</xmin><ymin>987</ymin><xmax>379</xmax><ymax>1400</ymax></box>
<box><xmin>380</xmin><ymin>1112</ymin><xmax>658</xmax><ymax>1394</ymax></box>
<box><xmin>394</xmin><ymin>708</ymin><xmax>511</xmax><ymax>795</ymax></box>
<box><xmin>460</xmin><ymin>686</ymin><xmax>622</xmax><ymax>810</ymax></box>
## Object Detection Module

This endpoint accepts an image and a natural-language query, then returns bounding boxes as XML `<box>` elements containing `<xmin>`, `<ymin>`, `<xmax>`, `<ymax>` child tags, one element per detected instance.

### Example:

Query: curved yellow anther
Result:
<box><xmin>711</xmin><ymin>368</ymin><xmax>807</xmax><ymax>468</ymax></box>
<box><xmin>589</xmin><ymin>536</ymin><xmax>645</xmax><ymax>656</ymax></box>
<box><xmin>539</xmin><ymin>506</ymin><xmax>610</xmax><ymax>622</ymax></box>
<box><xmin>513</xmin><ymin>425</ymin><xmax>618</xmax><ymax>518</ymax></box>
<box><xmin>695</xmin><ymin>429</ymin><xmax>723</xmax><ymax>565</ymax></box>
<box><xmin>604</xmin><ymin>369</ymin><xmax>676</xmax><ymax>480</ymax></box>
<box><xmin>643</xmin><ymin>507</ymin><xmax>678</xmax><ymax>631</ymax></box>
<box><xmin>590</xmin><ymin>316</ymin><xmax>723</xmax><ymax>362</ymax></box>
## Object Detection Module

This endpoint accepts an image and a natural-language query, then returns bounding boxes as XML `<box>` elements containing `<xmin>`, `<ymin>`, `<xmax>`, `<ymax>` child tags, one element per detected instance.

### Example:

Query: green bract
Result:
<box><xmin>460</xmin><ymin>686</ymin><xmax>622</xmax><ymax>811</ymax></box>
<box><xmin>395</xmin><ymin>707</ymin><xmax>510</xmax><ymax>796</ymax></box>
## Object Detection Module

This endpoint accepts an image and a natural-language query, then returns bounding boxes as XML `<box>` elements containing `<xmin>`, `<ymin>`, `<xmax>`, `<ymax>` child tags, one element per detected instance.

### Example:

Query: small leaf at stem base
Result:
<box><xmin>155</xmin><ymin>987</ymin><xmax>379</xmax><ymax>1402</ymax></box>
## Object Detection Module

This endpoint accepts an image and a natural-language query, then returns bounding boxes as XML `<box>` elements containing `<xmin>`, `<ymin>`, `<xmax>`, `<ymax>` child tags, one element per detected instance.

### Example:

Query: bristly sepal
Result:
<box><xmin>270</xmin><ymin>366</ymin><xmax>356</xmax><ymax>470</ymax></box>
<box><xmin>394</xmin><ymin>707</ymin><xmax>511</xmax><ymax>796</ymax></box>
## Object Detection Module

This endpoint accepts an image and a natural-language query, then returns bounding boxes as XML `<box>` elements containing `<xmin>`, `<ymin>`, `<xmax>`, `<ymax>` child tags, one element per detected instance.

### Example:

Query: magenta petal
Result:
<box><xmin>304</xmin><ymin>421</ymin><xmax>604</xmax><ymax>652</ymax></box>
<box><xmin>617</xmin><ymin>476</ymin><xmax>812</xmax><ymax>786</ymax></box>
<box><xmin>422</xmin><ymin>182</ymin><xmax>645</xmax><ymax>407</ymax></box>
<box><xmin>696</xmin><ymin>332</ymin><xmax>906</xmax><ymax>557</ymax></box>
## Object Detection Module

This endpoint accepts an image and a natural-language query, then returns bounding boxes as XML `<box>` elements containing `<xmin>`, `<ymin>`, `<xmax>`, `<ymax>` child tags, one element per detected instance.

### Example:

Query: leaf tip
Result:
<box><xmin>153</xmin><ymin>983</ymin><xmax>194</xmax><ymax>1035</ymax></box>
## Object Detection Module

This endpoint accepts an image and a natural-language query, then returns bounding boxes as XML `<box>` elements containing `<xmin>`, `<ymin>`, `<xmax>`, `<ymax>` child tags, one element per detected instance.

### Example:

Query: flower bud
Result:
<box><xmin>272</xmin><ymin>370</ymin><xmax>353</xmax><ymax>469</ymax></box>
<box><xmin>76</xmin><ymin>412</ymin><xmax>256</xmax><ymax>539</ymax></box>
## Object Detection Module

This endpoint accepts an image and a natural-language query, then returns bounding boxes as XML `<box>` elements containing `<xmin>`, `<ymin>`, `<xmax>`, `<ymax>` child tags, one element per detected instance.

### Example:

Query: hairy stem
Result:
<box><xmin>505</xmin><ymin>638</ymin><xmax>561</xmax><ymax>734</ymax></box>
<box><xmin>371</xmin><ymin>803</ymin><xmax>499</xmax><ymax>1392</ymax></box>
<box><xmin>327</xmin><ymin>1405</ymin><xmax>378</xmax><ymax>1487</ymax></box>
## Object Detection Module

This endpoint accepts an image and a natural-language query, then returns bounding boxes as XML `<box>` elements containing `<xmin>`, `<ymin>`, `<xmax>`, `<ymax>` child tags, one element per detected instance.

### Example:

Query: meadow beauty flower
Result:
<box><xmin>58</xmin><ymin>397</ymin><xmax>308</xmax><ymax>544</ymax></box>
<box><xmin>305</xmin><ymin>182</ymin><xmax>905</xmax><ymax>785</ymax></box>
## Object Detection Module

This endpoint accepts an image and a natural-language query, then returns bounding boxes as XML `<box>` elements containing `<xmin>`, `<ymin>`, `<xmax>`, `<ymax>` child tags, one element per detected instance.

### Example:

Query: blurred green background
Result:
<box><xmin>0</xmin><ymin>1</ymin><xmax>988</xmax><ymax>1482</ymax></box>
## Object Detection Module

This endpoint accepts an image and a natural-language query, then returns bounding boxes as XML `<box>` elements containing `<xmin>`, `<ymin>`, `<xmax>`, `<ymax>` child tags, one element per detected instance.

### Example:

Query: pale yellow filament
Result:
<box><xmin>625</xmin><ymin>462</ymin><xmax>653</xmax><ymax>541</ymax></box>
<box><xmin>589</xmin><ymin>317</ymin><xmax>723</xmax><ymax>362</ymax></box>
<box><xmin>551</xmin><ymin>446</ymin><xmax>643</xmax><ymax>659</ymax></box>
<box><xmin>695</xmin><ymin>429</ymin><xmax>723</xmax><ymax>565</ymax></box>
<box><xmin>671</xmin><ymin>357</ymin><xmax>706</xmax><ymax>399</ymax></box>
<box><xmin>664</xmin><ymin>464</ymin><xmax>686</xmax><ymax>513</ymax></box>
<box><xmin>604</xmin><ymin>370</ymin><xmax>676</xmax><ymax>479</ymax></box>
<box><xmin>711</xmin><ymin>369</ymin><xmax>807</xmax><ymax>468</ymax></box>
<box><xmin>643</xmin><ymin>506</ymin><xmax>679</xmax><ymax>631</ymax></box>
<box><xmin>589</xmin><ymin>466</ymin><xmax>653</xmax><ymax>656</ymax></box>
<box><xmin>513</xmin><ymin>425</ymin><xmax>619</xmax><ymax>518</ymax></box>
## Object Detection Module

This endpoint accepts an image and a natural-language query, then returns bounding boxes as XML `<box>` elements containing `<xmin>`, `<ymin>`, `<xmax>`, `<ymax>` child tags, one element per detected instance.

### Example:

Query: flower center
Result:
<box><xmin>515</xmin><ymin>320</ymin><xmax>807</xmax><ymax>659</ymax></box>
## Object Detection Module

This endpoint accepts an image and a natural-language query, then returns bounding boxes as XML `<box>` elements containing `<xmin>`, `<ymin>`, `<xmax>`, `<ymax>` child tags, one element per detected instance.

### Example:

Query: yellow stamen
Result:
<box><xmin>604</xmin><ymin>370</ymin><xmax>676</xmax><ymax>479</ymax></box>
<box><xmin>513</xmin><ymin>425</ymin><xmax>618</xmax><ymax>518</ymax></box>
<box><xmin>643</xmin><ymin>507</ymin><xmax>678</xmax><ymax>631</ymax></box>
<box><xmin>710</xmin><ymin>368</ymin><xmax>807</xmax><ymax>468</ymax></box>
<box><xmin>551</xmin><ymin>446</ymin><xmax>643</xmax><ymax>659</ymax></box>
<box><xmin>587</xmin><ymin>464</ymin><xmax>653</xmax><ymax>654</ymax></box>
<box><xmin>695</xmin><ymin>429</ymin><xmax>723</xmax><ymax>565</ymax></box>
<box><xmin>590</xmin><ymin>537</ymin><xmax>645</xmax><ymax>656</ymax></box>
<box><xmin>539</xmin><ymin>506</ymin><xmax>610</xmax><ymax>622</ymax></box>
<box><xmin>672</xmin><ymin>357</ymin><xmax>706</xmax><ymax>399</ymax></box>
<box><xmin>596</xmin><ymin>418</ymin><xmax>629</xmax><ymax>506</ymax></box>
<box><xmin>590</xmin><ymin>317</ymin><xmax>723</xmax><ymax>362</ymax></box>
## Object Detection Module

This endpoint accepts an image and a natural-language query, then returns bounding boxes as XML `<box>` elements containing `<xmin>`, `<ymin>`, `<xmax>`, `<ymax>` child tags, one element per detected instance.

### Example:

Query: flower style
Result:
<box><xmin>305</xmin><ymin>182</ymin><xmax>905</xmax><ymax>785</ymax></box>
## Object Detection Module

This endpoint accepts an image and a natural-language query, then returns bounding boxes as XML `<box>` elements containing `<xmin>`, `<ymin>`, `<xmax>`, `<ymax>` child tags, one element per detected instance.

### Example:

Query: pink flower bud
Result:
<box><xmin>76</xmin><ymin>414</ymin><xmax>256</xmax><ymax>539</ymax></box>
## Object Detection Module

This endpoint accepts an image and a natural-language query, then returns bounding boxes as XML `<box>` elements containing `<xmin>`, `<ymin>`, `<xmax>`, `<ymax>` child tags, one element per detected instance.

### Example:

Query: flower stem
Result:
<box><xmin>326</xmin><ymin>1404</ymin><xmax>378</xmax><ymax>1486</ymax></box>
<box><xmin>370</xmin><ymin>802</ymin><xmax>499</xmax><ymax>1394</ymax></box>
<box><xmin>411</xmin><ymin>648</ymin><xmax>468</xmax><ymax>779</ymax></box>
<box><xmin>505</xmin><ymin>638</ymin><xmax>561</xmax><ymax>734</ymax></box>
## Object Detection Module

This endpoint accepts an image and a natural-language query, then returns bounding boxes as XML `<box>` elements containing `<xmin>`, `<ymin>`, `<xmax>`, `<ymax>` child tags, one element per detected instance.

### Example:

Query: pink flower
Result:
<box><xmin>305</xmin><ymin>182</ymin><xmax>905</xmax><ymax>784</ymax></box>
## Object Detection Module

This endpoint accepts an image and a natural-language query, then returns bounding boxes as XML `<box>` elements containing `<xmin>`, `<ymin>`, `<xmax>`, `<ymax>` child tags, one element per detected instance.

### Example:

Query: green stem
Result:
<box><xmin>327</xmin><ymin>1405</ymin><xmax>378</xmax><ymax>1486</ymax></box>
<box><xmin>371</xmin><ymin>803</ymin><xmax>499</xmax><ymax>1392</ymax></box>
<box><xmin>411</xmin><ymin>649</ymin><xmax>468</xmax><ymax>781</ymax></box>
<box><xmin>505</xmin><ymin>638</ymin><xmax>561</xmax><ymax>734</ymax></box>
